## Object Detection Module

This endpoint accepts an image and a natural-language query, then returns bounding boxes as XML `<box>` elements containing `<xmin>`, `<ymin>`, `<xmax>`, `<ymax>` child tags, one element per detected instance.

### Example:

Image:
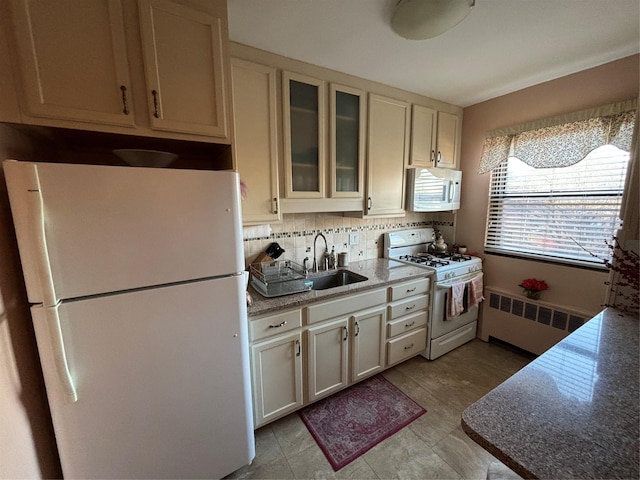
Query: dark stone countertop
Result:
<box><xmin>247</xmin><ymin>258</ymin><xmax>432</xmax><ymax>317</ymax></box>
<box><xmin>462</xmin><ymin>308</ymin><xmax>639</xmax><ymax>479</ymax></box>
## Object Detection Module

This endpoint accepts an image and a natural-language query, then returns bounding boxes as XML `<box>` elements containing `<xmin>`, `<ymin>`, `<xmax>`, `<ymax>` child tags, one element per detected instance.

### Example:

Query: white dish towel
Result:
<box><xmin>447</xmin><ymin>281</ymin><xmax>466</xmax><ymax>319</ymax></box>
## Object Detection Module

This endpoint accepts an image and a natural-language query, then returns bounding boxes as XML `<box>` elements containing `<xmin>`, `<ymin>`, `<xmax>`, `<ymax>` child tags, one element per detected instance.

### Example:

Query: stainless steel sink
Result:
<box><xmin>308</xmin><ymin>270</ymin><xmax>368</xmax><ymax>290</ymax></box>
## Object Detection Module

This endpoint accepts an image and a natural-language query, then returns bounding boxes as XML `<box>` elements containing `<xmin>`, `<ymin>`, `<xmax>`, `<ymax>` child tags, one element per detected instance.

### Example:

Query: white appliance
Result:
<box><xmin>406</xmin><ymin>167</ymin><xmax>462</xmax><ymax>212</ymax></box>
<box><xmin>3</xmin><ymin>160</ymin><xmax>255</xmax><ymax>479</ymax></box>
<box><xmin>384</xmin><ymin>228</ymin><xmax>483</xmax><ymax>360</ymax></box>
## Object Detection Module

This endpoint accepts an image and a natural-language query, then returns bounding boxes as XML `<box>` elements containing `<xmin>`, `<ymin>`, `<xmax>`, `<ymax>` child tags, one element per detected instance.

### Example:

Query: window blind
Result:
<box><xmin>485</xmin><ymin>145</ymin><xmax>629</xmax><ymax>267</ymax></box>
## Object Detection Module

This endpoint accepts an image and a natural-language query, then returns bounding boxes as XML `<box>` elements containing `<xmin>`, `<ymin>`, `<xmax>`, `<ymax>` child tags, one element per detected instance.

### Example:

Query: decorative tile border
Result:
<box><xmin>243</xmin><ymin>220</ymin><xmax>453</xmax><ymax>242</ymax></box>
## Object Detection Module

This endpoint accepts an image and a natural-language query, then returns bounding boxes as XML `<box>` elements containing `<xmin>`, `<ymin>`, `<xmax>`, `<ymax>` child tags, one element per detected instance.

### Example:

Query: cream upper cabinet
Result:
<box><xmin>365</xmin><ymin>94</ymin><xmax>410</xmax><ymax>216</ymax></box>
<box><xmin>231</xmin><ymin>58</ymin><xmax>280</xmax><ymax>224</ymax></box>
<box><xmin>282</xmin><ymin>71</ymin><xmax>326</xmax><ymax>199</ymax></box>
<box><xmin>9</xmin><ymin>0</ymin><xmax>135</xmax><ymax>127</ymax></box>
<box><xmin>435</xmin><ymin>111</ymin><xmax>459</xmax><ymax>169</ymax></box>
<box><xmin>410</xmin><ymin>105</ymin><xmax>460</xmax><ymax>169</ymax></box>
<box><xmin>330</xmin><ymin>84</ymin><xmax>365</xmax><ymax>199</ymax></box>
<box><xmin>409</xmin><ymin>105</ymin><xmax>436</xmax><ymax>168</ymax></box>
<box><xmin>138</xmin><ymin>0</ymin><xmax>229</xmax><ymax>139</ymax></box>
<box><xmin>280</xmin><ymin>76</ymin><xmax>365</xmax><ymax>212</ymax></box>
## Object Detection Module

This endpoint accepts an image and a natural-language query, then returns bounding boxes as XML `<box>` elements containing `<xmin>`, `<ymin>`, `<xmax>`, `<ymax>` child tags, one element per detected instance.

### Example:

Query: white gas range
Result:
<box><xmin>383</xmin><ymin>228</ymin><xmax>483</xmax><ymax>360</ymax></box>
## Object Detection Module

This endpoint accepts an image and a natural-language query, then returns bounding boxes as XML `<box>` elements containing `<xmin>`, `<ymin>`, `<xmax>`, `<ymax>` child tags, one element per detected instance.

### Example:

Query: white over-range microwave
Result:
<box><xmin>406</xmin><ymin>167</ymin><xmax>462</xmax><ymax>212</ymax></box>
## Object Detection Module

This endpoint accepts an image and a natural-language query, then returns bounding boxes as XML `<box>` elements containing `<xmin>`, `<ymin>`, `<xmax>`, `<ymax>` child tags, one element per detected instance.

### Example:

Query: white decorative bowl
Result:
<box><xmin>113</xmin><ymin>149</ymin><xmax>178</xmax><ymax>168</ymax></box>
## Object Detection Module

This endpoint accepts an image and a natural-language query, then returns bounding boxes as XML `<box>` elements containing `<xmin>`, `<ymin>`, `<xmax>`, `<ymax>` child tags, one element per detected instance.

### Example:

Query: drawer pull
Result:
<box><xmin>268</xmin><ymin>320</ymin><xmax>287</xmax><ymax>328</ymax></box>
<box><xmin>295</xmin><ymin>339</ymin><xmax>301</xmax><ymax>357</ymax></box>
<box><xmin>405</xmin><ymin>321</ymin><xmax>415</xmax><ymax>328</ymax></box>
<box><xmin>405</xmin><ymin>304</ymin><xmax>416</xmax><ymax>311</ymax></box>
<box><xmin>406</xmin><ymin>287</ymin><xmax>416</xmax><ymax>293</ymax></box>
<box><xmin>404</xmin><ymin>343</ymin><xmax>414</xmax><ymax>350</ymax></box>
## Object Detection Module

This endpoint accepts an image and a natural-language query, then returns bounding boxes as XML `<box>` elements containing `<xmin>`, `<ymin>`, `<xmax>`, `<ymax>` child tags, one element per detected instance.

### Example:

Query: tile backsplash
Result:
<box><xmin>243</xmin><ymin>212</ymin><xmax>455</xmax><ymax>267</ymax></box>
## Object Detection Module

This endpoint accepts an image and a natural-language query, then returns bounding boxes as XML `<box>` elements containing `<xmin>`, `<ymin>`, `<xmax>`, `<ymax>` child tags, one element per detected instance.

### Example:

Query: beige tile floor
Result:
<box><xmin>228</xmin><ymin>339</ymin><xmax>534</xmax><ymax>479</ymax></box>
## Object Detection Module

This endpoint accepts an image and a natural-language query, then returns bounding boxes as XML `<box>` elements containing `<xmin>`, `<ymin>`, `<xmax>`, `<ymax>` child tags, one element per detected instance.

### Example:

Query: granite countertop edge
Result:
<box><xmin>247</xmin><ymin>258</ymin><xmax>432</xmax><ymax>317</ymax></box>
<box><xmin>461</xmin><ymin>308</ymin><xmax>640</xmax><ymax>480</ymax></box>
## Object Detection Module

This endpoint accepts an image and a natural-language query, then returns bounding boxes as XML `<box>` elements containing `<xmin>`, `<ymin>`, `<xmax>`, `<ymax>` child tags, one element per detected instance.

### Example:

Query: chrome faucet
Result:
<box><xmin>312</xmin><ymin>233</ymin><xmax>328</xmax><ymax>272</ymax></box>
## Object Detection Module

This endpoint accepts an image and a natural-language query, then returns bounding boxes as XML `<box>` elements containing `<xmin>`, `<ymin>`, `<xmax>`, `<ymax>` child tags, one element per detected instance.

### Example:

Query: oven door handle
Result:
<box><xmin>436</xmin><ymin>271</ymin><xmax>483</xmax><ymax>289</ymax></box>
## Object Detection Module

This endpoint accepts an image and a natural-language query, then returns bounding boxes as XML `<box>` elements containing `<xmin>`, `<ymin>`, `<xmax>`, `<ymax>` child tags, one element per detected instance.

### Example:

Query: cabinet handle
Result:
<box><xmin>431</xmin><ymin>150</ymin><xmax>436</xmax><ymax>166</ymax></box>
<box><xmin>120</xmin><ymin>85</ymin><xmax>129</xmax><ymax>115</ymax></box>
<box><xmin>404</xmin><ymin>343</ymin><xmax>414</xmax><ymax>350</ymax></box>
<box><xmin>273</xmin><ymin>197</ymin><xmax>279</xmax><ymax>214</ymax></box>
<box><xmin>295</xmin><ymin>339</ymin><xmax>301</xmax><ymax>357</ymax></box>
<box><xmin>405</xmin><ymin>321</ymin><xmax>415</xmax><ymax>328</ymax></box>
<box><xmin>151</xmin><ymin>89</ymin><xmax>160</xmax><ymax>118</ymax></box>
<box><xmin>343</xmin><ymin>326</ymin><xmax>348</xmax><ymax>341</ymax></box>
<box><xmin>405</xmin><ymin>304</ymin><xmax>416</xmax><ymax>311</ymax></box>
<box><xmin>437</xmin><ymin>151</ymin><xmax>442</xmax><ymax>164</ymax></box>
<box><xmin>268</xmin><ymin>320</ymin><xmax>287</xmax><ymax>328</ymax></box>
<box><xmin>367</xmin><ymin>197</ymin><xmax>372</xmax><ymax>211</ymax></box>
<box><xmin>406</xmin><ymin>287</ymin><xmax>416</xmax><ymax>293</ymax></box>
<box><xmin>355</xmin><ymin>321</ymin><xmax>360</xmax><ymax>337</ymax></box>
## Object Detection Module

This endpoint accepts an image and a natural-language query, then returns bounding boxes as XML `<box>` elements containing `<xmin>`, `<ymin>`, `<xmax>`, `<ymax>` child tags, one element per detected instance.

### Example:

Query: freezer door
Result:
<box><xmin>32</xmin><ymin>275</ymin><xmax>254</xmax><ymax>479</ymax></box>
<box><xmin>4</xmin><ymin>160</ymin><xmax>244</xmax><ymax>305</ymax></box>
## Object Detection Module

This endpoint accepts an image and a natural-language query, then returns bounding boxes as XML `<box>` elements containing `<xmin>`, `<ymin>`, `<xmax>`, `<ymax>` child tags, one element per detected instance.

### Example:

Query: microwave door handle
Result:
<box><xmin>448</xmin><ymin>181</ymin><xmax>455</xmax><ymax>203</ymax></box>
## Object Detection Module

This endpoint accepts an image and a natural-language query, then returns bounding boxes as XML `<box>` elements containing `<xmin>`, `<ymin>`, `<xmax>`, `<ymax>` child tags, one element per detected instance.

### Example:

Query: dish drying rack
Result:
<box><xmin>250</xmin><ymin>260</ymin><xmax>311</xmax><ymax>298</ymax></box>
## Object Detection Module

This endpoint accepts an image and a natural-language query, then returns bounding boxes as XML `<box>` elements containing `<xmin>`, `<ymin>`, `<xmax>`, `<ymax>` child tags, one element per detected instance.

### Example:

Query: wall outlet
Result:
<box><xmin>349</xmin><ymin>233</ymin><xmax>359</xmax><ymax>245</ymax></box>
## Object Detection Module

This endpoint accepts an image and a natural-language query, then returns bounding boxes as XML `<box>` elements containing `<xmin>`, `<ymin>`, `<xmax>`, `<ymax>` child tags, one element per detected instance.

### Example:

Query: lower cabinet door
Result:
<box><xmin>307</xmin><ymin>318</ymin><xmax>349</xmax><ymax>402</ymax></box>
<box><xmin>350</xmin><ymin>307</ymin><xmax>386</xmax><ymax>382</ymax></box>
<box><xmin>251</xmin><ymin>332</ymin><xmax>303</xmax><ymax>428</ymax></box>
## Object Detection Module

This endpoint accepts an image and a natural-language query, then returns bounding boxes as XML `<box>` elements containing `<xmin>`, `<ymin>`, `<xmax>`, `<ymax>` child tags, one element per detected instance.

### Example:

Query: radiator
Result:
<box><xmin>478</xmin><ymin>286</ymin><xmax>595</xmax><ymax>355</ymax></box>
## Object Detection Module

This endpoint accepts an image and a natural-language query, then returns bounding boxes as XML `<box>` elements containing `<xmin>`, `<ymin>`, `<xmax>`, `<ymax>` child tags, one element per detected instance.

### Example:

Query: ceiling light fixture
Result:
<box><xmin>391</xmin><ymin>0</ymin><xmax>475</xmax><ymax>40</ymax></box>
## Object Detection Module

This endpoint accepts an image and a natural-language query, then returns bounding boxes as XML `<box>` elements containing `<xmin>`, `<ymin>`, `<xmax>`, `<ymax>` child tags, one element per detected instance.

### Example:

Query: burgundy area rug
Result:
<box><xmin>299</xmin><ymin>374</ymin><xmax>426</xmax><ymax>471</ymax></box>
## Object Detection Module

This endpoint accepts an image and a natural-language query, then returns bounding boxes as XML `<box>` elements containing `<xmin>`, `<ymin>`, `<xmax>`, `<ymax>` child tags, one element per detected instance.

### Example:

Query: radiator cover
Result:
<box><xmin>479</xmin><ymin>287</ymin><xmax>596</xmax><ymax>355</ymax></box>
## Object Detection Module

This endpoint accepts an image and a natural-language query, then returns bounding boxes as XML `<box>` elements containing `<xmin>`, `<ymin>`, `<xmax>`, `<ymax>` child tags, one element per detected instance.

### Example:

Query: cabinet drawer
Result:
<box><xmin>388</xmin><ymin>277</ymin><xmax>430</xmax><ymax>302</ymax></box>
<box><xmin>387</xmin><ymin>310</ymin><xmax>428</xmax><ymax>338</ymax></box>
<box><xmin>250</xmin><ymin>309</ymin><xmax>302</xmax><ymax>342</ymax></box>
<box><xmin>306</xmin><ymin>287</ymin><xmax>387</xmax><ymax>324</ymax></box>
<box><xmin>387</xmin><ymin>294</ymin><xmax>429</xmax><ymax>320</ymax></box>
<box><xmin>387</xmin><ymin>327</ymin><xmax>427</xmax><ymax>366</ymax></box>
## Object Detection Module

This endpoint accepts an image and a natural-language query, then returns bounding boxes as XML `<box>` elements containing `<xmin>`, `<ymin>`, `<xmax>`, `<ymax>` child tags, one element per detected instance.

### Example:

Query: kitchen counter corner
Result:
<box><xmin>461</xmin><ymin>308</ymin><xmax>639</xmax><ymax>479</ymax></box>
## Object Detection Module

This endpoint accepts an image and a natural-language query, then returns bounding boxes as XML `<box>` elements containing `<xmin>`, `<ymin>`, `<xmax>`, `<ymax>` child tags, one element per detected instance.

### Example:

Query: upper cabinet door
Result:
<box><xmin>366</xmin><ymin>94</ymin><xmax>409</xmax><ymax>216</ymax></box>
<box><xmin>138</xmin><ymin>0</ymin><xmax>228</xmax><ymax>139</ymax></box>
<box><xmin>435</xmin><ymin>111</ymin><xmax>459</xmax><ymax>169</ymax></box>
<box><xmin>409</xmin><ymin>105</ymin><xmax>437</xmax><ymax>168</ymax></box>
<box><xmin>330</xmin><ymin>84</ymin><xmax>365</xmax><ymax>199</ymax></box>
<box><xmin>231</xmin><ymin>58</ymin><xmax>280</xmax><ymax>225</ymax></box>
<box><xmin>10</xmin><ymin>0</ymin><xmax>135</xmax><ymax>126</ymax></box>
<box><xmin>282</xmin><ymin>71</ymin><xmax>326</xmax><ymax>199</ymax></box>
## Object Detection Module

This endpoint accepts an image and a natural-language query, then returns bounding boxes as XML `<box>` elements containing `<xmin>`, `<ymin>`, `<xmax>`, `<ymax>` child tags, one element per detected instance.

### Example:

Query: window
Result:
<box><xmin>485</xmin><ymin>145</ymin><xmax>630</xmax><ymax>267</ymax></box>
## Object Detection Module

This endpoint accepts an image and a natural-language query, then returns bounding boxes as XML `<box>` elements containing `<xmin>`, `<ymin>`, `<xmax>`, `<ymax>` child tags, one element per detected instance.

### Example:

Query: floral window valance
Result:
<box><xmin>478</xmin><ymin>99</ymin><xmax>638</xmax><ymax>174</ymax></box>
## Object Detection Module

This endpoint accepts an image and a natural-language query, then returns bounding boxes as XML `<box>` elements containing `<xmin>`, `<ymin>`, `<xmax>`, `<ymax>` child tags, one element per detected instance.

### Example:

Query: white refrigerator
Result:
<box><xmin>3</xmin><ymin>160</ymin><xmax>255</xmax><ymax>479</ymax></box>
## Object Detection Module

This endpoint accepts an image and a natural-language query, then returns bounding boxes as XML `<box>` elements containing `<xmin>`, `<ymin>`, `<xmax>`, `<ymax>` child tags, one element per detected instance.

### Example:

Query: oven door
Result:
<box><xmin>431</xmin><ymin>272</ymin><xmax>482</xmax><ymax>339</ymax></box>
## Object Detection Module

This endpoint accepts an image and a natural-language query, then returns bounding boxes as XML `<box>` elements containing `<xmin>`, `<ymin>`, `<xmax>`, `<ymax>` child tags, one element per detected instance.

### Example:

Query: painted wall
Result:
<box><xmin>457</xmin><ymin>54</ymin><xmax>639</xmax><ymax>315</ymax></box>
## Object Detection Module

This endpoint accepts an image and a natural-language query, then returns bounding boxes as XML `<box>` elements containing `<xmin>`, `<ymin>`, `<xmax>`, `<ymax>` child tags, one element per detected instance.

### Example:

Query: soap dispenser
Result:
<box><xmin>329</xmin><ymin>246</ymin><xmax>337</xmax><ymax>269</ymax></box>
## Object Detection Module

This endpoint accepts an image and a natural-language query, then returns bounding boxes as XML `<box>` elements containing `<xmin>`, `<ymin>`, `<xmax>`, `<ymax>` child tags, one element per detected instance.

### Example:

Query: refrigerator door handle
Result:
<box><xmin>27</xmin><ymin>187</ymin><xmax>56</xmax><ymax>307</ymax></box>
<box><xmin>46</xmin><ymin>308</ymin><xmax>78</xmax><ymax>403</ymax></box>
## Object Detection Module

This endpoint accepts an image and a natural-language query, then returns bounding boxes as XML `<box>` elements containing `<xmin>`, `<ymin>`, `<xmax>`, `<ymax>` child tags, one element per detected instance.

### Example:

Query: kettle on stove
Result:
<box><xmin>428</xmin><ymin>230</ymin><xmax>448</xmax><ymax>253</ymax></box>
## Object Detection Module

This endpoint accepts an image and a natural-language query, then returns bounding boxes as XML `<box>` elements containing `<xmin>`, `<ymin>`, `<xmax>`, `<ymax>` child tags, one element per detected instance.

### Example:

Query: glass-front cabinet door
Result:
<box><xmin>283</xmin><ymin>71</ymin><xmax>326</xmax><ymax>198</ymax></box>
<box><xmin>330</xmin><ymin>84</ymin><xmax>365</xmax><ymax>198</ymax></box>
